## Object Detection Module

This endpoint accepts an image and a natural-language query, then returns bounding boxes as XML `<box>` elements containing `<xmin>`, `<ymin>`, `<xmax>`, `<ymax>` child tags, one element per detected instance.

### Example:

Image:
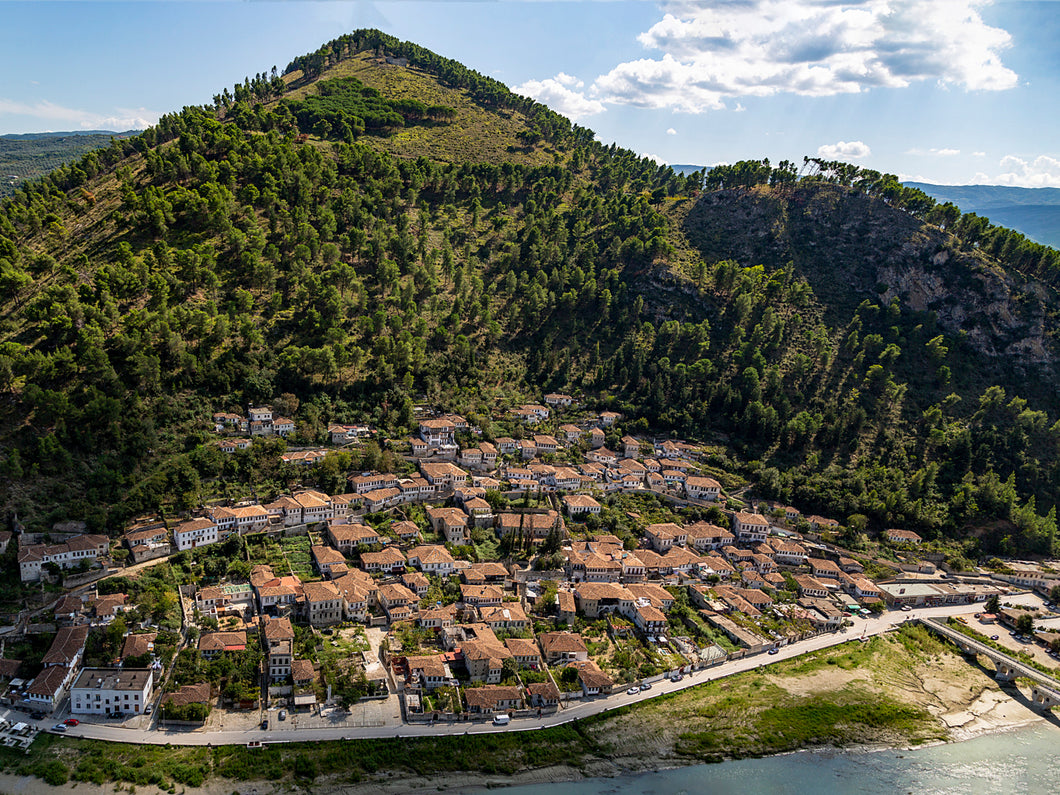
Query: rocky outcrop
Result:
<box><xmin>683</xmin><ymin>184</ymin><xmax>1057</xmax><ymax>369</ymax></box>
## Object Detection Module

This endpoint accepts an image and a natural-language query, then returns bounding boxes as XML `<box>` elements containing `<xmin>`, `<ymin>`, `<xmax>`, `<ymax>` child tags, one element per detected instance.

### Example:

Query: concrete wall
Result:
<box><xmin>62</xmin><ymin>567</ymin><xmax>119</xmax><ymax>589</ymax></box>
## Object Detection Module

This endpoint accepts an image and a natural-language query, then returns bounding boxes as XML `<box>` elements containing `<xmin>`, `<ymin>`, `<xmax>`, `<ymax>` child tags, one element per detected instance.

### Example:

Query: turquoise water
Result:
<box><xmin>472</xmin><ymin>722</ymin><xmax>1060</xmax><ymax>794</ymax></box>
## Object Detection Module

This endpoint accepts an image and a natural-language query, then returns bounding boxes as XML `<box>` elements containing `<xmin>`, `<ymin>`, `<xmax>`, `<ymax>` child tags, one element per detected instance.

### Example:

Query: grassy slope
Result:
<box><xmin>279</xmin><ymin>52</ymin><xmax>558</xmax><ymax>167</ymax></box>
<box><xmin>582</xmin><ymin>626</ymin><xmax>956</xmax><ymax>763</ymax></box>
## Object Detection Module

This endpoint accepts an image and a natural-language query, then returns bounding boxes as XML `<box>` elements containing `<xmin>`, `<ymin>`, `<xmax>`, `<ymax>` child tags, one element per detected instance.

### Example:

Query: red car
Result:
<box><xmin>63</xmin><ymin>718</ymin><xmax>79</xmax><ymax>726</ymax></box>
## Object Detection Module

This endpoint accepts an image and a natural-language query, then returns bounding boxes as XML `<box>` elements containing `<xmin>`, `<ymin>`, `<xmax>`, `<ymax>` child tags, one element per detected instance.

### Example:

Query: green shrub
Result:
<box><xmin>32</xmin><ymin>759</ymin><xmax>69</xmax><ymax>786</ymax></box>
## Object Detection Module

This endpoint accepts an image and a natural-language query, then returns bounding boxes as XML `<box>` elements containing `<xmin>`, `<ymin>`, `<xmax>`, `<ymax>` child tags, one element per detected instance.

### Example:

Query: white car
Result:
<box><xmin>626</xmin><ymin>686</ymin><xmax>640</xmax><ymax>695</ymax></box>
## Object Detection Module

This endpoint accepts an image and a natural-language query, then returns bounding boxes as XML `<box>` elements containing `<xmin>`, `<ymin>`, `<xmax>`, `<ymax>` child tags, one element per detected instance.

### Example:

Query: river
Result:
<box><xmin>477</xmin><ymin>722</ymin><xmax>1060</xmax><ymax>795</ymax></box>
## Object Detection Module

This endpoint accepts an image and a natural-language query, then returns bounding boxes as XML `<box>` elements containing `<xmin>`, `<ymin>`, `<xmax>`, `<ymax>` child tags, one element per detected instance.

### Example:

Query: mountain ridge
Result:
<box><xmin>0</xmin><ymin>130</ymin><xmax>134</xmax><ymax>140</ymax></box>
<box><xmin>0</xmin><ymin>30</ymin><xmax>1057</xmax><ymax>559</ymax></box>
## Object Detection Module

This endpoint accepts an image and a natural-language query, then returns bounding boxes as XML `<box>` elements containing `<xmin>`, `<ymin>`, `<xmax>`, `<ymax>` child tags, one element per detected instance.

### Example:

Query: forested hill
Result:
<box><xmin>0</xmin><ymin>30</ymin><xmax>1058</xmax><ymax>561</ymax></box>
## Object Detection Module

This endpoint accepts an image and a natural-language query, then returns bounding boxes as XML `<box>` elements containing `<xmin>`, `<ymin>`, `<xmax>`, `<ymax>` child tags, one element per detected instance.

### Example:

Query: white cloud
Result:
<box><xmin>666</xmin><ymin>127</ymin><xmax>677</xmax><ymax>135</ymax></box>
<box><xmin>590</xmin><ymin>0</ymin><xmax>1017</xmax><ymax>112</ymax></box>
<box><xmin>89</xmin><ymin>109</ymin><xmax>157</xmax><ymax>131</ymax></box>
<box><xmin>973</xmin><ymin>151</ymin><xmax>986</xmax><ymax>157</ymax></box>
<box><xmin>733</xmin><ymin>103</ymin><xmax>746</xmax><ymax>112</ymax></box>
<box><xmin>514</xmin><ymin>74</ymin><xmax>606</xmax><ymax>121</ymax></box>
<box><xmin>641</xmin><ymin>152</ymin><xmax>667</xmax><ymax>164</ymax></box>
<box><xmin>552</xmin><ymin>72</ymin><xmax>582</xmax><ymax>88</ymax></box>
<box><xmin>817</xmin><ymin>140</ymin><xmax>871</xmax><ymax>159</ymax></box>
<box><xmin>905</xmin><ymin>147</ymin><xmax>961</xmax><ymax>156</ymax></box>
<box><xmin>991</xmin><ymin>155</ymin><xmax>1060</xmax><ymax>188</ymax></box>
<box><xmin>0</xmin><ymin>97</ymin><xmax>157</xmax><ymax>130</ymax></box>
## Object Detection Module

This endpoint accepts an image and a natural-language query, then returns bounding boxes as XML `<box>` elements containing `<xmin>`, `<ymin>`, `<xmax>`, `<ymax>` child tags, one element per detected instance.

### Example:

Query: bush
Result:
<box><xmin>170</xmin><ymin>762</ymin><xmax>206</xmax><ymax>787</ymax></box>
<box><xmin>31</xmin><ymin>759</ymin><xmax>69</xmax><ymax>786</ymax></box>
<box><xmin>164</xmin><ymin>701</ymin><xmax>210</xmax><ymax>722</ymax></box>
<box><xmin>293</xmin><ymin>753</ymin><xmax>318</xmax><ymax>781</ymax></box>
<box><xmin>73</xmin><ymin>760</ymin><xmax>106</xmax><ymax>785</ymax></box>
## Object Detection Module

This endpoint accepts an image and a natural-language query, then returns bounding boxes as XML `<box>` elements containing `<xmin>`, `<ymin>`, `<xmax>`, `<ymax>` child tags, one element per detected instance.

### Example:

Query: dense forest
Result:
<box><xmin>0</xmin><ymin>30</ymin><xmax>1058</xmax><ymax>560</ymax></box>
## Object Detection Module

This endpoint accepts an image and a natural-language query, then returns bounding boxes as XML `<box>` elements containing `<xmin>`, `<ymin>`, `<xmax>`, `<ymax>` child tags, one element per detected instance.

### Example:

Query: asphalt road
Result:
<box><xmin>41</xmin><ymin>603</ymin><xmax>976</xmax><ymax>747</ymax></box>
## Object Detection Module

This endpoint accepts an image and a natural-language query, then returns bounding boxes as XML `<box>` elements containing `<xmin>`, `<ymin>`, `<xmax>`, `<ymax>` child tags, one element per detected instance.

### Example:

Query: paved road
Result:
<box><xmin>43</xmin><ymin>603</ymin><xmax>976</xmax><ymax>747</ymax></box>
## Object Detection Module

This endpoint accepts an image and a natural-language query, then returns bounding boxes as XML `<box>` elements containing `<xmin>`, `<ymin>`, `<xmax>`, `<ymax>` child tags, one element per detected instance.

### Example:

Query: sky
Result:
<box><xmin>1</xmin><ymin>0</ymin><xmax>1058</xmax><ymax>187</ymax></box>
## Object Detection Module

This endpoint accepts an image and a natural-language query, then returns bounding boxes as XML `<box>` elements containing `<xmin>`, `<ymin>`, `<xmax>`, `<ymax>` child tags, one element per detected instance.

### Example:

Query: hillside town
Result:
<box><xmin>2</xmin><ymin>395</ymin><xmax>1056</xmax><ymax>737</ymax></box>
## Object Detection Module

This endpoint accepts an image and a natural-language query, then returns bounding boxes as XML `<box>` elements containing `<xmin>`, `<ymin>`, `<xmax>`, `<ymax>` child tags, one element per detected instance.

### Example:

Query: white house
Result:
<box><xmin>732</xmin><ymin>512</ymin><xmax>770</xmax><ymax>544</ymax></box>
<box><xmin>174</xmin><ymin>518</ymin><xmax>219</xmax><ymax>551</ymax></box>
<box><xmin>18</xmin><ymin>534</ymin><xmax>109</xmax><ymax>582</ymax></box>
<box><xmin>71</xmin><ymin>668</ymin><xmax>153</xmax><ymax>716</ymax></box>
<box><xmin>685</xmin><ymin>476</ymin><xmax>721</xmax><ymax>502</ymax></box>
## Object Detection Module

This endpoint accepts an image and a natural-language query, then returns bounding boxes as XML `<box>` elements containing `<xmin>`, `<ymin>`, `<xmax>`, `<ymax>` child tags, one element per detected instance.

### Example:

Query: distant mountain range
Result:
<box><xmin>0</xmin><ymin>130</ymin><xmax>136</xmax><ymax>197</ymax></box>
<box><xmin>0</xmin><ymin>130</ymin><xmax>133</xmax><ymax>140</ymax></box>
<box><xmin>905</xmin><ymin>182</ymin><xmax>1060</xmax><ymax>250</ymax></box>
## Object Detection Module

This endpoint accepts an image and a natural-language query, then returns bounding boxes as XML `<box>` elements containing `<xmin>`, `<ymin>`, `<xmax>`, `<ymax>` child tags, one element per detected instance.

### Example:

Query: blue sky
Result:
<box><xmin>1</xmin><ymin>1</ymin><xmax>1057</xmax><ymax>187</ymax></box>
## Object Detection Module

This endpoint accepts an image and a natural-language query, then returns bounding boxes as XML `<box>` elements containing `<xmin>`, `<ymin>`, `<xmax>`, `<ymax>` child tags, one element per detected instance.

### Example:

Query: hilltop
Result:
<box><xmin>0</xmin><ymin>30</ymin><xmax>1058</xmax><ymax>558</ymax></box>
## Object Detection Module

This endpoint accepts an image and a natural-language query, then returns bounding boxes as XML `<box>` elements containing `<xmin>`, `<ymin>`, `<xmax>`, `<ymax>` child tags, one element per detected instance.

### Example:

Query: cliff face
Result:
<box><xmin>683</xmin><ymin>184</ymin><xmax>1057</xmax><ymax>370</ymax></box>
<box><xmin>876</xmin><ymin>247</ymin><xmax>1050</xmax><ymax>365</ymax></box>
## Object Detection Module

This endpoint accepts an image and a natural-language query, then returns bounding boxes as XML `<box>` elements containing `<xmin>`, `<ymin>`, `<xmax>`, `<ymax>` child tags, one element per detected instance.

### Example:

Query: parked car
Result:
<box><xmin>261</xmin><ymin>719</ymin><xmax>269</xmax><ymax>730</ymax></box>
<box><xmin>145</xmin><ymin>705</ymin><xmax>153</xmax><ymax>715</ymax></box>
<box><xmin>991</xmin><ymin>635</ymin><xmax>1000</xmax><ymax>640</ymax></box>
<box><xmin>51</xmin><ymin>724</ymin><xmax>67</xmax><ymax>732</ymax></box>
<box><xmin>626</xmin><ymin>686</ymin><xmax>640</xmax><ymax>695</ymax></box>
<box><xmin>670</xmin><ymin>674</ymin><xmax>683</xmax><ymax>683</ymax></box>
<box><xmin>901</xmin><ymin>605</ymin><xmax>913</xmax><ymax>612</ymax></box>
<box><xmin>278</xmin><ymin>710</ymin><xmax>286</xmax><ymax>721</ymax></box>
<box><xmin>63</xmin><ymin>718</ymin><xmax>79</xmax><ymax>726</ymax></box>
<box><xmin>640</xmin><ymin>682</ymin><xmax>652</xmax><ymax>691</ymax></box>
<box><xmin>768</xmin><ymin>648</ymin><xmax>779</xmax><ymax>655</ymax></box>
<box><xmin>492</xmin><ymin>714</ymin><xmax>510</xmax><ymax>726</ymax></box>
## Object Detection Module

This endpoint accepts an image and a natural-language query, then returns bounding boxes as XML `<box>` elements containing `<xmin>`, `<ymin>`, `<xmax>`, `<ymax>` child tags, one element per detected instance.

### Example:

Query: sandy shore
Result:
<box><xmin>937</xmin><ymin>683</ymin><xmax>1047</xmax><ymax>743</ymax></box>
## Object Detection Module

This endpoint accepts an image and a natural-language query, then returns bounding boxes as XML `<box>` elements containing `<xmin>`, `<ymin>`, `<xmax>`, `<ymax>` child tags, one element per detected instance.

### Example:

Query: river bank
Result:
<box><xmin>0</xmin><ymin>625</ymin><xmax>1051</xmax><ymax>795</ymax></box>
<box><xmin>313</xmin><ymin>623</ymin><xmax>1053</xmax><ymax>795</ymax></box>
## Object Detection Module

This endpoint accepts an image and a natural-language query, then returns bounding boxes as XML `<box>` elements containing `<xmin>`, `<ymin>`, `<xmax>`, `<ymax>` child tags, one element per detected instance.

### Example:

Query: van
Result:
<box><xmin>492</xmin><ymin>714</ymin><xmax>511</xmax><ymax>726</ymax></box>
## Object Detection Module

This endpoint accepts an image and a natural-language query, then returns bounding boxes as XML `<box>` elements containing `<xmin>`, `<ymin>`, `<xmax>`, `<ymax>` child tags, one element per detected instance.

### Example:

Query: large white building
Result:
<box><xmin>18</xmin><ymin>535</ymin><xmax>109</xmax><ymax>582</ymax></box>
<box><xmin>418</xmin><ymin>419</ymin><xmax>456</xmax><ymax>449</ymax></box>
<box><xmin>173</xmin><ymin>518</ymin><xmax>219</xmax><ymax>551</ymax></box>
<box><xmin>732</xmin><ymin>512</ymin><xmax>770</xmax><ymax>544</ymax></box>
<box><xmin>71</xmin><ymin>668</ymin><xmax>153</xmax><ymax>716</ymax></box>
